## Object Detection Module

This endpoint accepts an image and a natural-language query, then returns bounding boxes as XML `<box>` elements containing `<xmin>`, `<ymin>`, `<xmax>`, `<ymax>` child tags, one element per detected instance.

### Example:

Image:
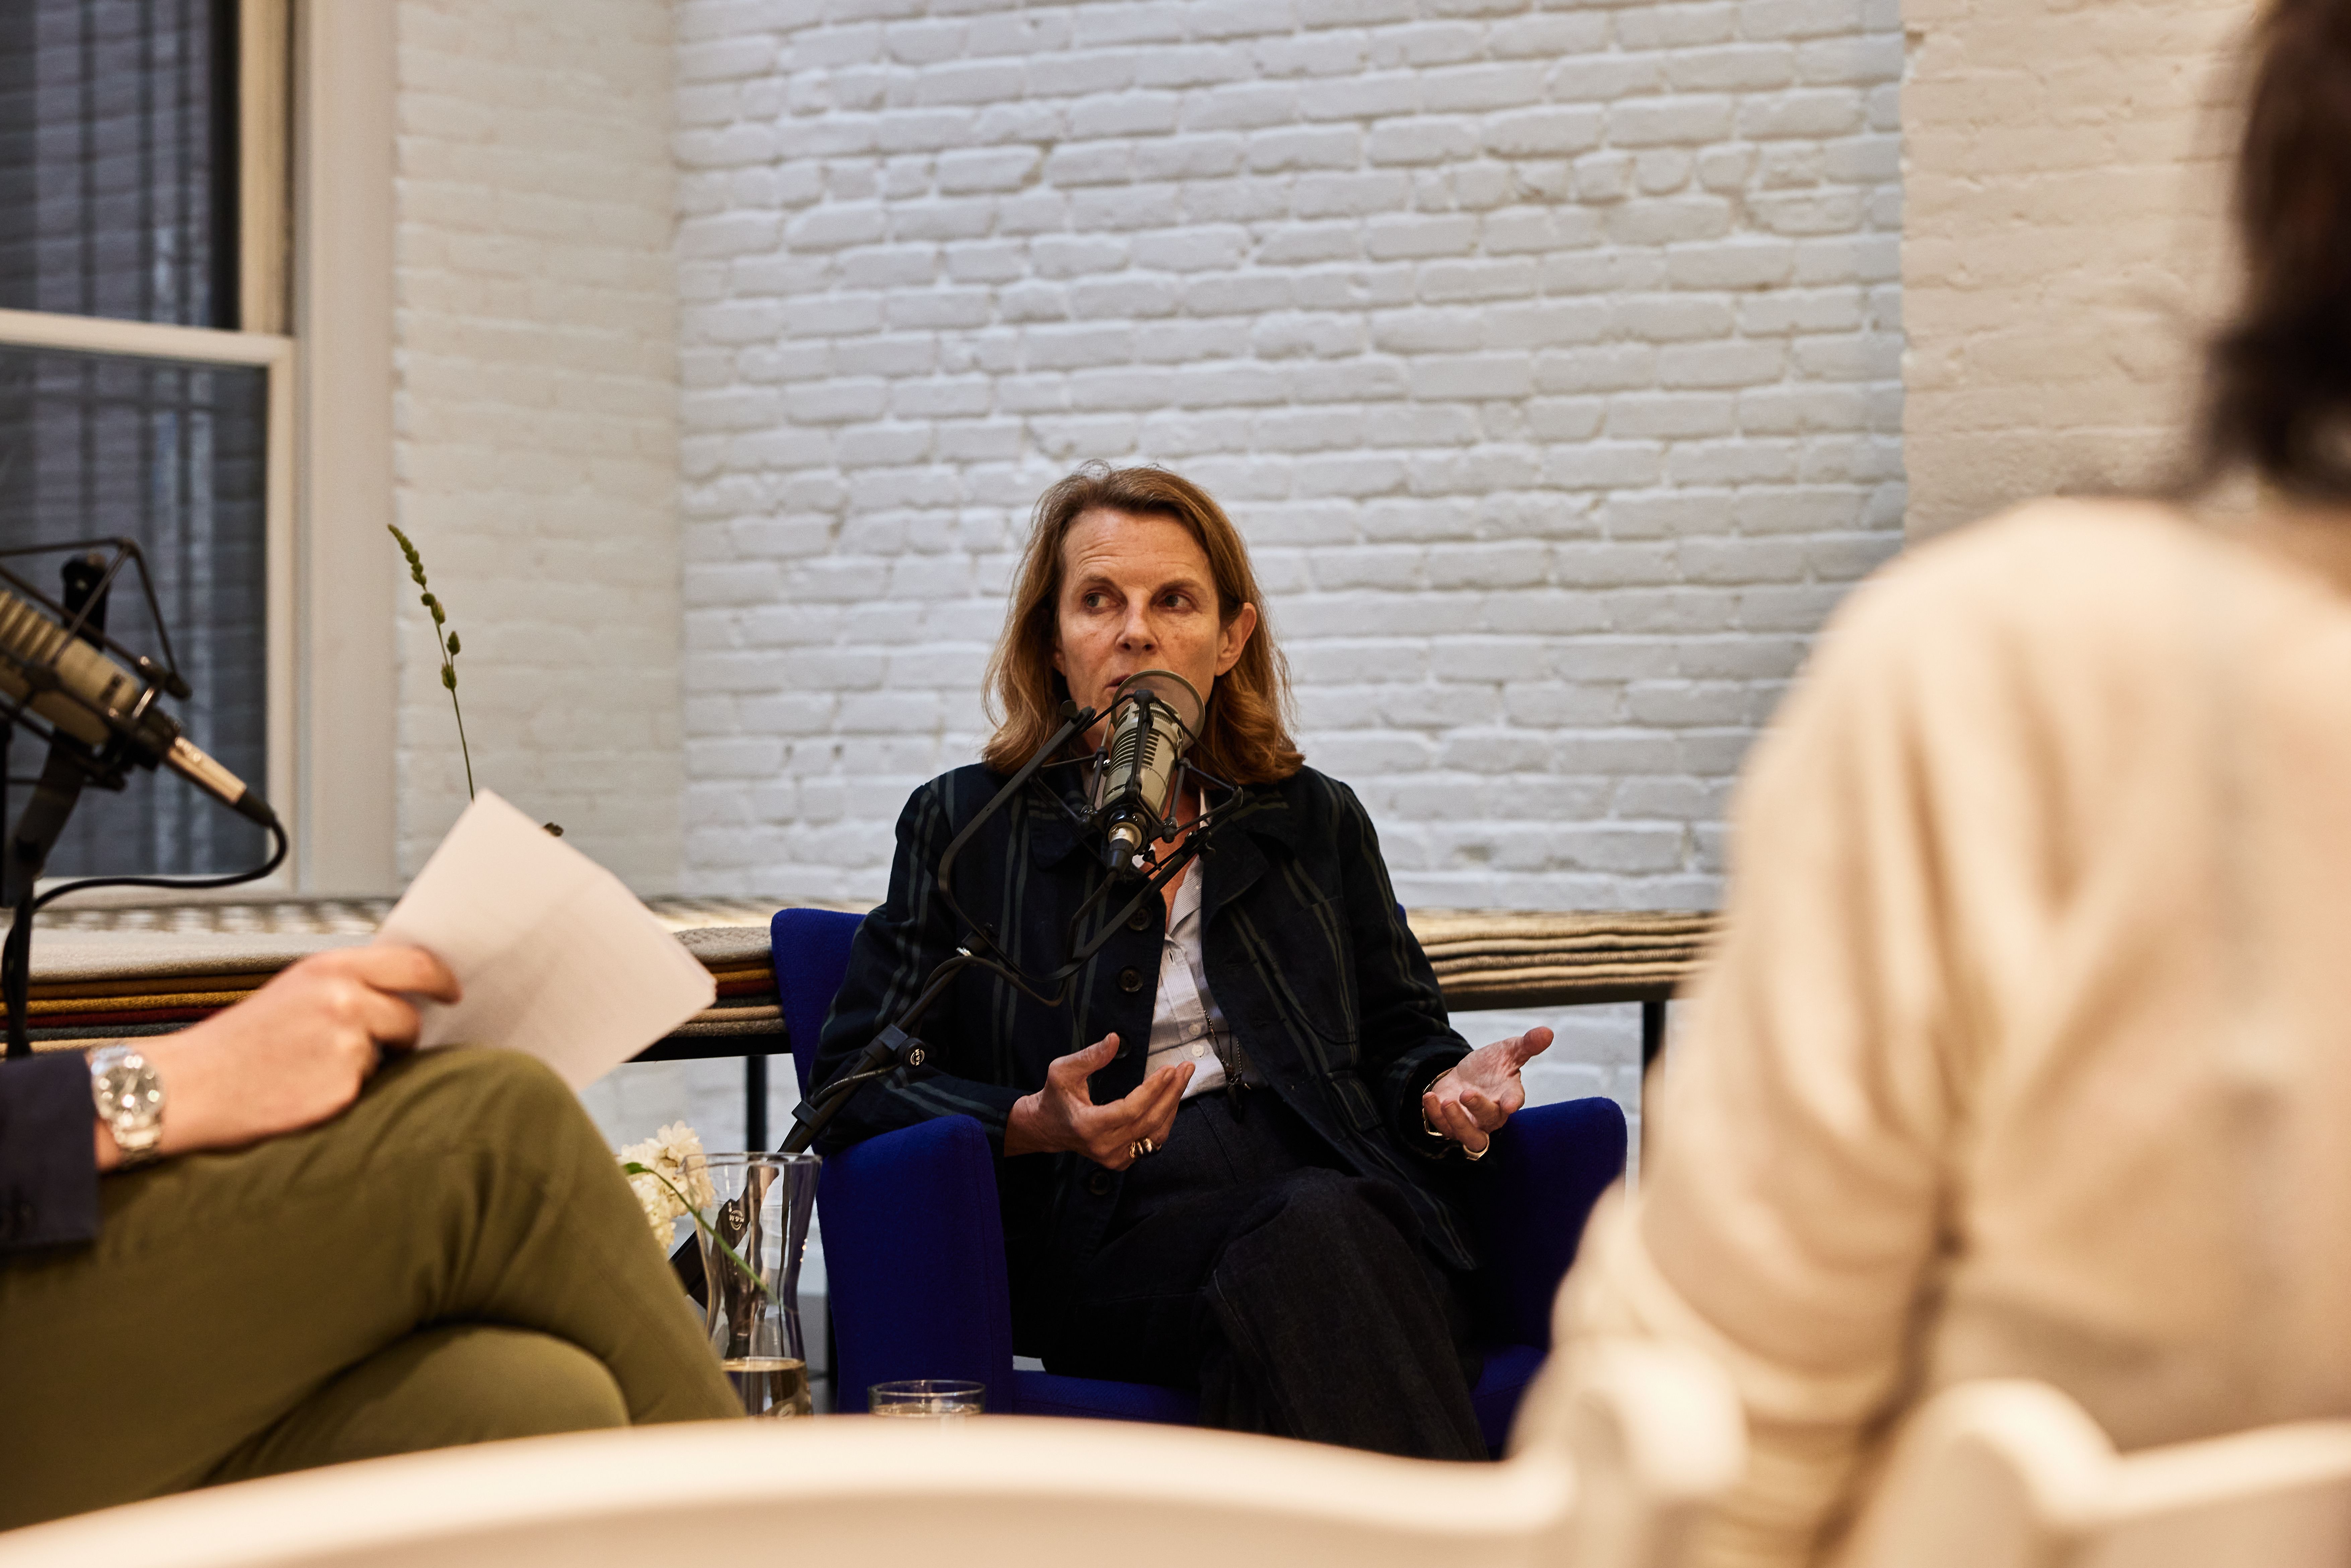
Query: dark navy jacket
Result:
<box><xmin>812</xmin><ymin>762</ymin><xmax>1480</xmax><ymax>1329</ymax></box>
<box><xmin>0</xmin><ymin>1053</ymin><xmax>100</xmax><ymax>1254</ymax></box>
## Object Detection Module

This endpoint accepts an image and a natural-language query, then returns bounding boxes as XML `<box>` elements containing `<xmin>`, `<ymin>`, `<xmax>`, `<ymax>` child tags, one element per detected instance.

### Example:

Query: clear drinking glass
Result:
<box><xmin>869</xmin><ymin>1379</ymin><xmax>987</xmax><ymax>1421</ymax></box>
<box><xmin>690</xmin><ymin>1152</ymin><xmax>820</xmax><ymax>1418</ymax></box>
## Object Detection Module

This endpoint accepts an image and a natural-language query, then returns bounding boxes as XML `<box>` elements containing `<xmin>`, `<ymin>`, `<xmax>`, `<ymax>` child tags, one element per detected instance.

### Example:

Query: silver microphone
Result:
<box><xmin>1089</xmin><ymin>669</ymin><xmax>1206</xmax><ymax>874</ymax></box>
<box><xmin>0</xmin><ymin>586</ymin><xmax>276</xmax><ymax>826</ymax></box>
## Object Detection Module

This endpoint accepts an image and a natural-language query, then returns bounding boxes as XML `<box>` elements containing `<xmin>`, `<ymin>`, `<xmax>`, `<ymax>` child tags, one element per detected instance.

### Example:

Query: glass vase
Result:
<box><xmin>689</xmin><ymin>1151</ymin><xmax>820</xmax><ymax>1418</ymax></box>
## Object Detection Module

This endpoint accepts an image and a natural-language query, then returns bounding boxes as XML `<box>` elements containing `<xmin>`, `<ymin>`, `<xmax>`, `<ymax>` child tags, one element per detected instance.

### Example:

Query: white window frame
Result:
<box><xmin>0</xmin><ymin>0</ymin><xmax>400</xmax><ymax>893</ymax></box>
<box><xmin>0</xmin><ymin>309</ymin><xmax>296</xmax><ymax>883</ymax></box>
<box><xmin>290</xmin><ymin>0</ymin><xmax>396</xmax><ymax>892</ymax></box>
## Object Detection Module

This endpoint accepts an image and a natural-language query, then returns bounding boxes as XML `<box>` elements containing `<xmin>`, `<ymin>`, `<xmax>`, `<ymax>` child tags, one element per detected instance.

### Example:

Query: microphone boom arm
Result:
<box><xmin>777</xmin><ymin>708</ymin><xmax>1272</xmax><ymax>1155</ymax></box>
<box><xmin>777</xmin><ymin>702</ymin><xmax>1097</xmax><ymax>1155</ymax></box>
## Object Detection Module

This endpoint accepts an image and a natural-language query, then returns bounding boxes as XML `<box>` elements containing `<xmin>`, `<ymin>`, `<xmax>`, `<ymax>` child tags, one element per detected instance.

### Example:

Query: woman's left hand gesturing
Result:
<box><xmin>1421</xmin><ymin>1026</ymin><xmax>1554</xmax><ymax>1159</ymax></box>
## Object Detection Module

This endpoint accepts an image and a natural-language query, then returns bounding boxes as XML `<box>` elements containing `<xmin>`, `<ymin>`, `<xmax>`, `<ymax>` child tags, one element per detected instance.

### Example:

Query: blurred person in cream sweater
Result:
<box><xmin>1516</xmin><ymin>2</ymin><xmax>2351</xmax><ymax>1561</ymax></box>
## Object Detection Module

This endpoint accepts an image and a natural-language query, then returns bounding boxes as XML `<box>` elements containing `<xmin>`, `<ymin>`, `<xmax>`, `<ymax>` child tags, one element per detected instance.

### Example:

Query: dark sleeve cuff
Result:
<box><xmin>1386</xmin><ymin>1040</ymin><xmax>1470</xmax><ymax>1161</ymax></box>
<box><xmin>0</xmin><ymin>1053</ymin><xmax>101</xmax><ymax>1252</ymax></box>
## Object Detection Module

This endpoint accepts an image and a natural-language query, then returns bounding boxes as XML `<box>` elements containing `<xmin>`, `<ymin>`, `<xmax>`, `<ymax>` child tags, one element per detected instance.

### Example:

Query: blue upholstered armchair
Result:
<box><xmin>773</xmin><ymin>906</ymin><xmax>1627</xmax><ymax>1451</ymax></box>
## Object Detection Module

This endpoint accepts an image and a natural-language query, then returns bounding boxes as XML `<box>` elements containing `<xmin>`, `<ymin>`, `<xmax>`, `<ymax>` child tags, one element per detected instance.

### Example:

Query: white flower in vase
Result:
<box><xmin>618</xmin><ymin>1120</ymin><xmax>713</xmax><ymax>1247</ymax></box>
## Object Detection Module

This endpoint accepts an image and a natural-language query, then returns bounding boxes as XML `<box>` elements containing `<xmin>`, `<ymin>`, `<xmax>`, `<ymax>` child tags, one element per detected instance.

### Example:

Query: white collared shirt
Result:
<box><xmin>1144</xmin><ymin>865</ymin><xmax>1237</xmax><ymax>1098</ymax></box>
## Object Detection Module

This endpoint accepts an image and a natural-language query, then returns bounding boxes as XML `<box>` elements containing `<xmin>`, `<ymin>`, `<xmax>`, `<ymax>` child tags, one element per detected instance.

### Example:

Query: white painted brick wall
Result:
<box><xmin>391</xmin><ymin>0</ymin><xmax>685</xmax><ymax>888</ymax></box>
<box><xmin>1900</xmin><ymin>0</ymin><xmax>2248</xmax><ymax>538</ymax></box>
<box><xmin>676</xmin><ymin>0</ymin><xmax>1906</xmax><ymax>927</ymax></box>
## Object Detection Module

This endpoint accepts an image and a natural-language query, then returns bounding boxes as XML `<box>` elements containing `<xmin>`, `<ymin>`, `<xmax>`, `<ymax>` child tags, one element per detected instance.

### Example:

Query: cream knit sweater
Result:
<box><xmin>1515</xmin><ymin>498</ymin><xmax>2351</xmax><ymax>1567</ymax></box>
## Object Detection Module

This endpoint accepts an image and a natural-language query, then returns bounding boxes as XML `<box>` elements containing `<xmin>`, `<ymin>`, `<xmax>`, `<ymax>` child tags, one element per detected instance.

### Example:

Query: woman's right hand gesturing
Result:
<box><xmin>1003</xmin><ymin>1033</ymin><xmax>1192</xmax><ymax>1168</ymax></box>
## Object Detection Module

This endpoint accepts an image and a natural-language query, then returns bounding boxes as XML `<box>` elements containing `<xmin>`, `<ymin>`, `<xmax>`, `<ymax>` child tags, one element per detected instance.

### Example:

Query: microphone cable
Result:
<box><xmin>28</xmin><ymin>811</ymin><xmax>287</xmax><ymax>913</ymax></box>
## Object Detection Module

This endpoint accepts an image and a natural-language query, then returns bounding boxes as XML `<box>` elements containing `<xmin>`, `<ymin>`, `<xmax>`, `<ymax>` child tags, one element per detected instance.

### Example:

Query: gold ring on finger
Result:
<box><xmin>1129</xmin><ymin>1137</ymin><xmax>1156</xmax><ymax>1161</ymax></box>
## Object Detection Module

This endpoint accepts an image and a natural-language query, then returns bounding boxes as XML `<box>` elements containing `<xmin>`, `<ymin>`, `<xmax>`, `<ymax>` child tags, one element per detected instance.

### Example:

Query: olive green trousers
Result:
<box><xmin>0</xmin><ymin>1048</ymin><xmax>739</xmax><ymax>1529</ymax></box>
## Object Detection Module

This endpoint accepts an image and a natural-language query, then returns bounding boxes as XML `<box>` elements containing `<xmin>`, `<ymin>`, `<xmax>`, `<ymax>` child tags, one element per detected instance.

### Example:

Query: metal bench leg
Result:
<box><xmin>1640</xmin><ymin>999</ymin><xmax>1667</xmax><ymax>1074</ymax></box>
<box><xmin>747</xmin><ymin>1053</ymin><xmax>768</xmax><ymax>1149</ymax></box>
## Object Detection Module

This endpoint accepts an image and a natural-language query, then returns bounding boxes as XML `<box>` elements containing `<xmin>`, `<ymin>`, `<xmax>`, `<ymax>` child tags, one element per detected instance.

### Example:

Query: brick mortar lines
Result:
<box><xmin>392</xmin><ymin>0</ymin><xmax>686</xmax><ymax>888</ymax></box>
<box><xmin>675</xmin><ymin>0</ymin><xmax>1906</xmax><ymax>911</ymax></box>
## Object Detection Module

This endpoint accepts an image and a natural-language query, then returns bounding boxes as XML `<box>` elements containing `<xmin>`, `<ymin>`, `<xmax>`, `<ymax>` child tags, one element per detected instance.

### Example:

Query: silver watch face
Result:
<box><xmin>90</xmin><ymin>1047</ymin><xmax>164</xmax><ymax>1154</ymax></box>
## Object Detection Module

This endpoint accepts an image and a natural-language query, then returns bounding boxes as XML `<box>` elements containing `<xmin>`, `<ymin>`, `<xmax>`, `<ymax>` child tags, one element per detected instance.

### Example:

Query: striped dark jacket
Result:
<box><xmin>812</xmin><ymin>762</ymin><xmax>1480</xmax><ymax>1321</ymax></box>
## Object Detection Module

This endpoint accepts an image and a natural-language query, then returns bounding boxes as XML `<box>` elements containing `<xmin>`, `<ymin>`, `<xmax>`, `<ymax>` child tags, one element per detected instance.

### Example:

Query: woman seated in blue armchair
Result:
<box><xmin>810</xmin><ymin>463</ymin><xmax>1558</xmax><ymax>1459</ymax></box>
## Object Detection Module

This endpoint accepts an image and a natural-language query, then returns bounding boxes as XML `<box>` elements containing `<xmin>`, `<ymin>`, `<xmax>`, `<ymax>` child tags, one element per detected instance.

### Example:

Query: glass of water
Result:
<box><xmin>869</xmin><ymin>1379</ymin><xmax>987</xmax><ymax>1421</ymax></box>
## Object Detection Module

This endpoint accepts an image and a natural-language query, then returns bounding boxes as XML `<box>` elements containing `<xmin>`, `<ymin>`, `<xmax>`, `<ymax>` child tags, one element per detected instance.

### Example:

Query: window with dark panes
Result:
<box><xmin>0</xmin><ymin>0</ymin><xmax>279</xmax><ymax>877</ymax></box>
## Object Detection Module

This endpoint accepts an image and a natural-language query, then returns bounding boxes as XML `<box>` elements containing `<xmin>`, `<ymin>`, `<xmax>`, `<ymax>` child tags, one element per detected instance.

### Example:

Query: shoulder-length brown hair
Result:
<box><xmin>982</xmin><ymin>464</ymin><xmax>1303</xmax><ymax>784</ymax></box>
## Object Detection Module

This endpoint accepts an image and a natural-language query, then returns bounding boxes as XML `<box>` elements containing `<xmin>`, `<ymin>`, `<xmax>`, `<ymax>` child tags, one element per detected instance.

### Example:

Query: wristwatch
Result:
<box><xmin>89</xmin><ymin>1045</ymin><xmax>166</xmax><ymax>1167</ymax></box>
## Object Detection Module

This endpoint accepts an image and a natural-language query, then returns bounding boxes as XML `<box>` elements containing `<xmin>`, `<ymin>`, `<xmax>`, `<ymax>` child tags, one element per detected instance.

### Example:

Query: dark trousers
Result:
<box><xmin>1038</xmin><ymin>1089</ymin><xmax>1487</xmax><ymax>1460</ymax></box>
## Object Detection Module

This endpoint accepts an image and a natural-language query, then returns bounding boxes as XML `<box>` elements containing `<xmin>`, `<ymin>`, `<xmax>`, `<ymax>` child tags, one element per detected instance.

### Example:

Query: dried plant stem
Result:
<box><xmin>387</xmin><ymin>524</ymin><xmax>474</xmax><ymax>802</ymax></box>
<box><xmin>448</xmin><ymin>685</ymin><xmax>475</xmax><ymax>800</ymax></box>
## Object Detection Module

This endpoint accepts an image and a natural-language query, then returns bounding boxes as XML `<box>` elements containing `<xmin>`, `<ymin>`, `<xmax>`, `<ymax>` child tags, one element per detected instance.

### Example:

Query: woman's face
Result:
<box><xmin>1051</xmin><ymin>506</ymin><xmax>1259</xmax><ymax>747</ymax></box>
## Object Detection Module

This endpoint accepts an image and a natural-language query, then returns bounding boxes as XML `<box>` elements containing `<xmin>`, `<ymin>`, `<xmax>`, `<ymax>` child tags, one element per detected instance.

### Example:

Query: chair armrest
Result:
<box><xmin>818</xmin><ymin>1115</ymin><xmax>1016</xmax><ymax>1411</ymax></box>
<box><xmin>1468</xmin><ymin>1096</ymin><xmax>1628</xmax><ymax>1349</ymax></box>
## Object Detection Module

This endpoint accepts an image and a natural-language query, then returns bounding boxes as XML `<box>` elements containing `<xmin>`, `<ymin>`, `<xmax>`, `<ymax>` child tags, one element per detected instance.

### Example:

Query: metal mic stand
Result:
<box><xmin>775</xmin><ymin>702</ymin><xmax>1100</xmax><ymax>1155</ymax></box>
<box><xmin>669</xmin><ymin>702</ymin><xmax>1110</xmax><ymax>1301</ymax></box>
<box><xmin>2</xmin><ymin>739</ymin><xmax>98</xmax><ymax>1060</ymax></box>
<box><xmin>2</xmin><ymin>556</ymin><xmax>120</xmax><ymax>1060</ymax></box>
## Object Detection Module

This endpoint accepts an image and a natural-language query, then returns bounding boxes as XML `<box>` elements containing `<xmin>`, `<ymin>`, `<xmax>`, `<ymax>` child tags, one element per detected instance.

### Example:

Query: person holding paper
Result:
<box><xmin>810</xmin><ymin>464</ymin><xmax>1557</xmax><ymax>1459</ymax></box>
<box><xmin>372</xmin><ymin>790</ymin><xmax>721</xmax><ymax>1086</ymax></box>
<box><xmin>0</xmin><ymin>944</ymin><xmax>739</xmax><ymax>1529</ymax></box>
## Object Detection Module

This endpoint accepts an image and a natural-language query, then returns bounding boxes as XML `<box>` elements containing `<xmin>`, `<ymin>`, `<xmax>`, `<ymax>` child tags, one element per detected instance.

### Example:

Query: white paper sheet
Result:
<box><xmin>373</xmin><ymin>792</ymin><xmax>717</xmax><ymax>1088</ymax></box>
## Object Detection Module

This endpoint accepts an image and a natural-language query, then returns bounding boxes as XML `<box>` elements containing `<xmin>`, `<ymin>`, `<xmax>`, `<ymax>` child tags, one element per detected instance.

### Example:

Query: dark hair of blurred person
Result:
<box><xmin>2197</xmin><ymin>0</ymin><xmax>2351</xmax><ymax>499</ymax></box>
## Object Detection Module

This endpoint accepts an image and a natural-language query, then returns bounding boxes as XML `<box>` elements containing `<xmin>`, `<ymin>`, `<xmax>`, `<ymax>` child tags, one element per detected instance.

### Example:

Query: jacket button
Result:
<box><xmin>1117</xmin><ymin>966</ymin><xmax>1143</xmax><ymax>993</ymax></box>
<box><xmin>1087</xmin><ymin>1171</ymin><xmax>1113</xmax><ymax>1197</ymax></box>
<box><xmin>1127</xmin><ymin>908</ymin><xmax>1151</xmax><ymax>932</ymax></box>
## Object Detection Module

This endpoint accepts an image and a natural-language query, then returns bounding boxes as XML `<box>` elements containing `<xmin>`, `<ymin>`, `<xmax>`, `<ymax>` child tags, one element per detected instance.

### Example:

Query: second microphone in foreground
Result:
<box><xmin>0</xmin><ymin>584</ymin><xmax>276</xmax><ymax>828</ymax></box>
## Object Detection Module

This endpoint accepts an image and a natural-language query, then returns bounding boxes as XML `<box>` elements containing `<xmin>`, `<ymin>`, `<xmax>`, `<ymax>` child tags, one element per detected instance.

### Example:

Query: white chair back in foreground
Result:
<box><xmin>1533</xmin><ymin>1337</ymin><xmax>1748</xmax><ymax>1568</ymax></box>
<box><xmin>0</xmin><ymin>1344</ymin><xmax>1744</xmax><ymax>1568</ymax></box>
<box><xmin>1836</xmin><ymin>1381</ymin><xmax>2351</xmax><ymax>1568</ymax></box>
<box><xmin>0</xmin><ymin>1418</ymin><xmax>1556</xmax><ymax>1568</ymax></box>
